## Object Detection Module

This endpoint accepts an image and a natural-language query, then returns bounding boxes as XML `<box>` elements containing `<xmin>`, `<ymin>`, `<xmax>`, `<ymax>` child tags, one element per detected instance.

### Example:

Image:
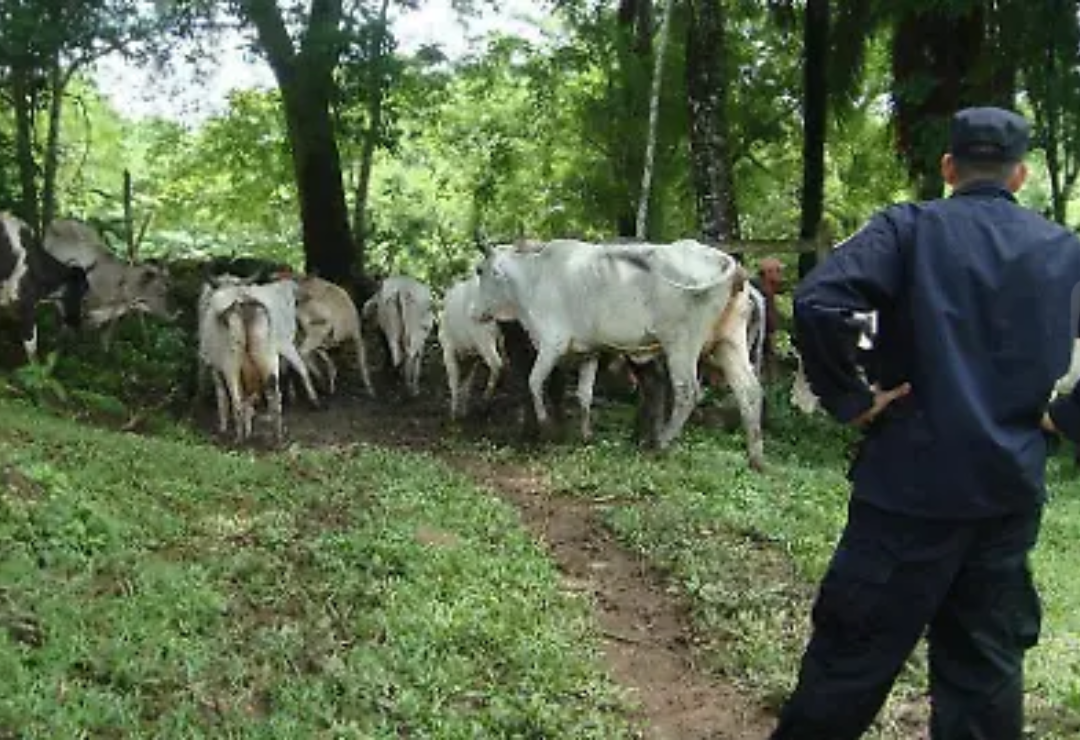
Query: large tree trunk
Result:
<box><xmin>1043</xmin><ymin>37</ymin><xmax>1066</xmax><ymax>224</ymax></box>
<box><xmin>685</xmin><ymin>0</ymin><xmax>738</xmax><ymax>244</ymax></box>
<box><xmin>352</xmin><ymin>0</ymin><xmax>392</xmax><ymax>282</ymax></box>
<box><xmin>11</xmin><ymin>71</ymin><xmax>40</xmax><ymax>232</ymax></box>
<box><xmin>891</xmin><ymin>4</ymin><xmax>1013</xmax><ymax>201</ymax></box>
<box><xmin>612</xmin><ymin>0</ymin><xmax>652</xmax><ymax>238</ymax></box>
<box><xmin>635</xmin><ymin>0</ymin><xmax>675</xmax><ymax>239</ymax></box>
<box><xmin>242</xmin><ymin>0</ymin><xmax>355</xmax><ymax>286</ymax></box>
<box><xmin>1030</xmin><ymin>0</ymin><xmax>1077</xmax><ymax>225</ymax></box>
<box><xmin>281</xmin><ymin>79</ymin><xmax>356</xmax><ymax>283</ymax></box>
<box><xmin>797</xmin><ymin>0</ymin><xmax>828</xmax><ymax>278</ymax></box>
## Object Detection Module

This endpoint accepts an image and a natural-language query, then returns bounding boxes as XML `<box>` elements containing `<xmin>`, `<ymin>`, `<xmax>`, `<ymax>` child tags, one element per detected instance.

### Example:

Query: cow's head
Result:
<box><xmin>471</xmin><ymin>248</ymin><xmax>518</xmax><ymax>324</ymax></box>
<box><xmin>129</xmin><ymin>262</ymin><xmax>174</xmax><ymax>320</ymax></box>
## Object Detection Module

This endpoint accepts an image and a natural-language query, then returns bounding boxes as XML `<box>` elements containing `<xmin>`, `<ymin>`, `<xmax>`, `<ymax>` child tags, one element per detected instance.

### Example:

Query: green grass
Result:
<box><xmin>0</xmin><ymin>398</ymin><xmax>634</xmax><ymax>738</ymax></box>
<box><xmin>512</xmin><ymin>381</ymin><xmax>1080</xmax><ymax>739</ymax></box>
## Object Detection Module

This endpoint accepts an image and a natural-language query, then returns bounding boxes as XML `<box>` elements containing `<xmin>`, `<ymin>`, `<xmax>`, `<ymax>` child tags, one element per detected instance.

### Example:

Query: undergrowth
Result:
<box><xmin>0</xmin><ymin>398</ymin><xmax>634</xmax><ymax>737</ymax></box>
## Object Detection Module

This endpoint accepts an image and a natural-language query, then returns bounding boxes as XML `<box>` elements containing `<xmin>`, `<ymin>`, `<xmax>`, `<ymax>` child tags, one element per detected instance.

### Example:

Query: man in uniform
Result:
<box><xmin>771</xmin><ymin>106</ymin><xmax>1080</xmax><ymax>739</ymax></box>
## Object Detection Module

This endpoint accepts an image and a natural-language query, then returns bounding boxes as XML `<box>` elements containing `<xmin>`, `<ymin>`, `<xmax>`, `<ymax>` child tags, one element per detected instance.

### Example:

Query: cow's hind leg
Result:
<box><xmin>711</xmin><ymin>341</ymin><xmax>765</xmax><ymax>471</ymax></box>
<box><xmin>633</xmin><ymin>358</ymin><xmax>670</xmax><ymax>449</ymax></box>
<box><xmin>267</xmin><ymin>371</ymin><xmax>284</xmax><ymax>444</ymax></box>
<box><xmin>280</xmin><ymin>345</ymin><xmax>321</xmax><ymax>409</ymax></box>
<box><xmin>211</xmin><ymin>371</ymin><xmax>229</xmax><ymax>435</ymax></box>
<box><xmin>444</xmin><ymin>344</ymin><xmax>463</xmax><ymax>419</ymax></box>
<box><xmin>460</xmin><ymin>359</ymin><xmax>483</xmax><ymax>416</ymax></box>
<box><xmin>315</xmin><ymin>348</ymin><xmax>337</xmax><ymax>394</ymax></box>
<box><xmin>576</xmin><ymin>356</ymin><xmax>599</xmax><ymax>441</ymax></box>
<box><xmin>18</xmin><ymin>297</ymin><xmax>39</xmax><ymax>364</ymax></box>
<box><xmin>405</xmin><ymin>352</ymin><xmax>423</xmax><ymax>397</ymax></box>
<box><xmin>657</xmin><ymin>348</ymin><xmax>702</xmax><ymax>450</ymax></box>
<box><xmin>354</xmin><ymin>335</ymin><xmax>375</xmax><ymax>398</ymax></box>
<box><xmin>224</xmin><ymin>373</ymin><xmax>245</xmax><ymax>443</ymax></box>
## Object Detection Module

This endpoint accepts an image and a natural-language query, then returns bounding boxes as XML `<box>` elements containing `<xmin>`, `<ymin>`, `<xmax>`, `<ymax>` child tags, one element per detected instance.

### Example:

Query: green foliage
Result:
<box><xmin>9</xmin><ymin>352</ymin><xmax>68</xmax><ymax>406</ymax></box>
<box><xmin>53</xmin><ymin>318</ymin><xmax>193</xmax><ymax>409</ymax></box>
<box><xmin>0</xmin><ymin>399</ymin><xmax>634</xmax><ymax>737</ymax></box>
<box><xmin>19</xmin><ymin>1</ymin><xmax>919</xmax><ymax>287</ymax></box>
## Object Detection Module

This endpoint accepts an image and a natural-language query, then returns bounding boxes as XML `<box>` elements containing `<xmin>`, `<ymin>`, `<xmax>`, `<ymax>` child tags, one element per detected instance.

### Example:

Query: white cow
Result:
<box><xmin>43</xmin><ymin>218</ymin><xmax>172</xmax><ymax>334</ymax></box>
<box><xmin>471</xmin><ymin>238</ymin><xmax>743</xmax><ymax>451</ymax></box>
<box><xmin>295</xmin><ymin>275</ymin><xmax>374</xmax><ymax>397</ymax></box>
<box><xmin>363</xmin><ymin>276</ymin><xmax>435</xmax><ymax>397</ymax></box>
<box><xmin>199</xmin><ymin>274</ymin><xmax>321</xmax><ymax>409</ymax></box>
<box><xmin>197</xmin><ymin>282</ymin><xmax>282</xmax><ymax>443</ymax></box>
<box><xmin>438</xmin><ymin>273</ymin><xmax>505</xmax><ymax>419</ymax></box>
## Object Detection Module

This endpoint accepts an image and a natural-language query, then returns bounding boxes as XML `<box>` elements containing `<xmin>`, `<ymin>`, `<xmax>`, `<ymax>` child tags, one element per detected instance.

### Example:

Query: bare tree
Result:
<box><xmin>635</xmin><ymin>0</ymin><xmax>674</xmax><ymax>239</ymax></box>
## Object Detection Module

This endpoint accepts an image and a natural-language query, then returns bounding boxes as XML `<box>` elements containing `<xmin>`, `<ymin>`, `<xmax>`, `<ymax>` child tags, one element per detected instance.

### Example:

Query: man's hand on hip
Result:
<box><xmin>851</xmin><ymin>383</ymin><xmax>912</xmax><ymax>429</ymax></box>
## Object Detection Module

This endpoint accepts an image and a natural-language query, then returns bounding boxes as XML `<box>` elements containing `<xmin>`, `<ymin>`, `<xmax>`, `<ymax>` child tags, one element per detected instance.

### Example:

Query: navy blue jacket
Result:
<box><xmin>795</xmin><ymin>182</ymin><xmax>1080</xmax><ymax>519</ymax></box>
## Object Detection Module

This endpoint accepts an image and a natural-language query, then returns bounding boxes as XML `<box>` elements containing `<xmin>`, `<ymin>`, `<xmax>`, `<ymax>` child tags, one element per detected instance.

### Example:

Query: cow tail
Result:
<box><xmin>731</xmin><ymin>263</ymin><xmax>747</xmax><ymax>297</ymax></box>
<box><xmin>394</xmin><ymin>290</ymin><xmax>407</xmax><ymax>365</ymax></box>
<box><xmin>239</xmin><ymin>301</ymin><xmax>264</xmax><ymax>398</ymax></box>
<box><xmin>705</xmin><ymin>263</ymin><xmax>750</xmax><ymax>355</ymax></box>
<box><xmin>715</xmin><ymin>264</ymin><xmax>747</xmax><ymax>325</ymax></box>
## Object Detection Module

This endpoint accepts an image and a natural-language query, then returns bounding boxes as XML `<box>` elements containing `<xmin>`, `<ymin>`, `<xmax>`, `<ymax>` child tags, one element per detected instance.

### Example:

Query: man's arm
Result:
<box><xmin>794</xmin><ymin>207</ymin><xmax>911</xmax><ymax>425</ymax></box>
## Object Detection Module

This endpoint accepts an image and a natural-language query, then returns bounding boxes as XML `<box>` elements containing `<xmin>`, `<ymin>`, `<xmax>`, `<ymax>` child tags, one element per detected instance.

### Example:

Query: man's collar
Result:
<box><xmin>949</xmin><ymin>181</ymin><xmax>1017</xmax><ymax>202</ymax></box>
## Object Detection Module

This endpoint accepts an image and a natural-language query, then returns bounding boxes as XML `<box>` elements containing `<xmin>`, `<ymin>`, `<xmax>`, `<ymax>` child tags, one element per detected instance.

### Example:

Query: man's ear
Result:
<box><xmin>941</xmin><ymin>153</ymin><xmax>959</xmax><ymax>188</ymax></box>
<box><xmin>1007</xmin><ymin>161</ymin><xmax>1029</xmax><ymax>193</ymax></box>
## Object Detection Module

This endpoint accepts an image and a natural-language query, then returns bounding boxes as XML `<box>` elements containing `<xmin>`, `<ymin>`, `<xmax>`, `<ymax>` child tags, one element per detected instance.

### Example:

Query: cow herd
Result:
<box><xmin>3</xmin><ymin>211</ymin><xmax>786</xmax><ymax>469</ymax></box>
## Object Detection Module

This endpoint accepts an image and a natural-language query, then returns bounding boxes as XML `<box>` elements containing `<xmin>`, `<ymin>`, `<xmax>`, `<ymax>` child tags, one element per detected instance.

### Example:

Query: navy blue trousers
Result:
<box><xmin>770</xmin><ymin>499</ymin><xmax>1043</xmax><ymax>740</ymax></box>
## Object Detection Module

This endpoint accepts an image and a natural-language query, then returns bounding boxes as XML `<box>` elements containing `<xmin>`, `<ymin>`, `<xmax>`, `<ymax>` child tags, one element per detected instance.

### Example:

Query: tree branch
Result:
<box><xmin>301</xmin><ymin>0</ymin><xmax>346</xmax><ymax>74</ymax></box>
<box><xmin>240</xmin><ymin>0</ymin><xmax>297</xmax><ymax>82</ymax></box>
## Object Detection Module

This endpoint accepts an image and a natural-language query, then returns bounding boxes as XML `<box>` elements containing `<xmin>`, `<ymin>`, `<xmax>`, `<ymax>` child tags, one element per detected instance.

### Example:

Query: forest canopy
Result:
<box><xmin>1</xmin><ymin>0</ymin><xmax>1076</xmax><ymax>291</ymax></box>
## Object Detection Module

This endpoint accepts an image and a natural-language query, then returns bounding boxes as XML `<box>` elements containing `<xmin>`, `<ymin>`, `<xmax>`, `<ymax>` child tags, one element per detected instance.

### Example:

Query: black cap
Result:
<box><xmin>949</xmin><ymin>107</ymin><xmax>1030</xmax><ymax>163</ymax></box>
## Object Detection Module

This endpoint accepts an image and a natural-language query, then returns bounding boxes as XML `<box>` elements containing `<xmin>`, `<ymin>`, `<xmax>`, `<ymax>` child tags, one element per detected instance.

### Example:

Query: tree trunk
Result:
<box><xmin>1037</xmin><ymin>0</ymin><xmax>1071</xmax><ymax>225</ymax></box>
<box><xmin>685</xmin><ymin>0</ymin><xmax>738</xmax><ymax>245</ymax></box>
<box><xmin>891</xmin><ymin>4</ymin><xmax>1006</xmax><ymax>202</ymax></box>
<box><xmin>635</xmin><ymin>0</ymin><xmax>674</xmax><ymax>240</ymax></box>
<box><xmin>797</xmin><ymin>0</ymin><xmax>829</xmax><ymax>278</ymax></box>
<box><xmin>41</xmin><ymin>58</ymin><xmax>68</xmax><ymax>230</ymax></box>
<box><xmin>11</xmin><ymin>71</ymin><xmax>40</xmax><ymax>232</ymax></box>
<box><xmin>242</xmin><ymin>0</ymin><xmax>355</xmax><ymax>285</ymax></box>
<box><xmin>1043</xmin><ymin>62</ymin><xmax>1067</xmax><ymax>224</ymax></box>
<box><xmin>352</xmin><ymin>0</ymin><xmax>392</xmax><ymax>278</ymax></box>
<box><xmin>281</xmin><ymin>79</ymin><xmax>356</xmax><ymax>283</ymax></box>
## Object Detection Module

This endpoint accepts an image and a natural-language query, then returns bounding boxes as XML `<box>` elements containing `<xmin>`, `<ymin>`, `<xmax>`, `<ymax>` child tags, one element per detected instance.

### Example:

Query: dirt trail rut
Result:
<box><xmin>226</xmin><ymin>382</ymin><xmax>777</xmax><ymax>739</ymax></box>
<box><xmin>452</xmin><ymin>455</ymin><xmax>775</xmax><ymax>740</ymax></box>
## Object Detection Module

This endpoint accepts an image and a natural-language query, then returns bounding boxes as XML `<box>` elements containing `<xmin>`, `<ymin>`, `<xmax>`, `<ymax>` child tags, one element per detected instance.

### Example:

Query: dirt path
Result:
<box><xmin>205</xmin><ymin>379</ymin><xmax>776</xmax><ymax>739</ymax></box>
<box><xmin>451</xmin><ymin>455</ymin><xmax>775</xmax><ymax>740</ymax></box>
